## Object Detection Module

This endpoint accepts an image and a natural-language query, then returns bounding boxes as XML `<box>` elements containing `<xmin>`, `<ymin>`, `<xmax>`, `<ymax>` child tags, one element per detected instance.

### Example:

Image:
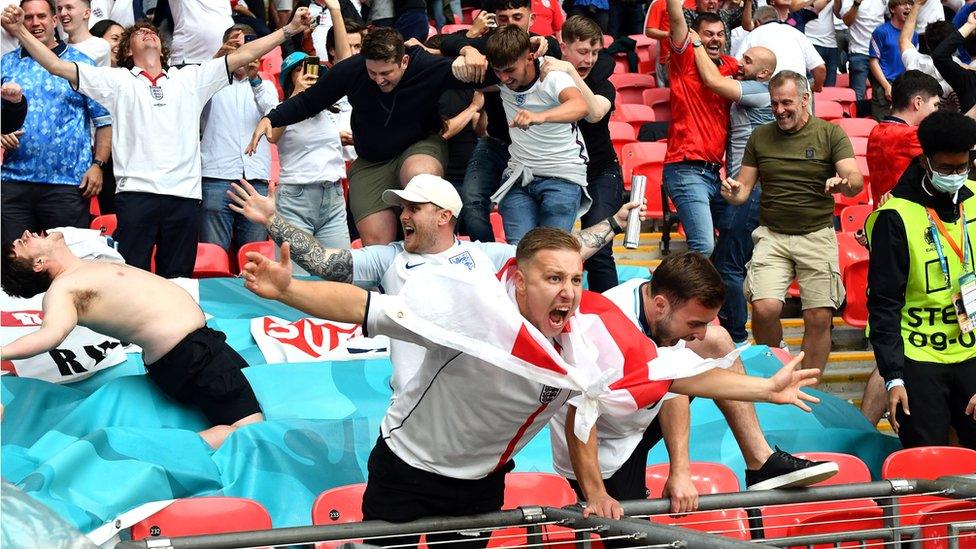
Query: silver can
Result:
<box><xmin>624</xmin><ymin>175</ymin><xmax>645</xmax><ymax>249</ymax></box>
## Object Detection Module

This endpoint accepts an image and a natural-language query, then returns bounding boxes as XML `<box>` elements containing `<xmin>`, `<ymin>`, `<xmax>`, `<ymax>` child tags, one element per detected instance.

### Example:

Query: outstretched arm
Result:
<box><xmin>565</xmin><ymin>406</ymin><xmax>624</xmax><ymax>519</ymax></box>
<box><xmin>2</xmin><ymin>6</ymin><xmax>77</xmax><ymax>86</ymax></box>
<box><xmin>227</xmin><ymin>7</ymin><xmax>313</xmax><ymax>72</ymax></box>
<box><xmin>573</xmin><ymin>200</ymin><xmax>645</xmax><ymax>259</ymax></box>
<box><xmin>690</xmin><ymin>30</ymin><xmax>742</xmax><ymax>101</ymax></box>
<box><xmin>0</xmin><ymin>288</ymin><xmax>78</xmax><ymax>360</ymax></box>
<box><xmin>242</xmin><ymin>242</ymin><xmax>367</xmax><ymax>323</ymax></box>
<box><xmin>667</xmin><ymin>0</ymin><xmax>690</xmax><ymax>45</ymax></box>
<box><xmin>900</xmin><ymin>0</ymin><xmax>923</xmax><ymax>53</ymax></box>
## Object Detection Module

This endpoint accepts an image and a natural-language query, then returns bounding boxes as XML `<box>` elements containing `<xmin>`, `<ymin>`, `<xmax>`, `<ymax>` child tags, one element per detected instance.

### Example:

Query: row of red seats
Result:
<box><xmin>127</xmin><ymin>445</ymin><xmax>976</xmax><ymax>547</ymax></box>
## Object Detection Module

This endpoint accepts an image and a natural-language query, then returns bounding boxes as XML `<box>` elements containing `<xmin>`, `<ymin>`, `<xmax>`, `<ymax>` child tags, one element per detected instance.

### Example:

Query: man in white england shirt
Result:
<box><xmin>57</xmin><ymin>0</ymin><xmax>111</xmax><ymax>66</ymax></box>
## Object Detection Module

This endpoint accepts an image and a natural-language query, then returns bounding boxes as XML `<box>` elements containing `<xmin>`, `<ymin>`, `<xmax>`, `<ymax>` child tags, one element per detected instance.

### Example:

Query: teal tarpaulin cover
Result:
<box><xmin>1</xmin><ymin>278</ymin><xmax>901</xmax><ymax>532</ymax></box>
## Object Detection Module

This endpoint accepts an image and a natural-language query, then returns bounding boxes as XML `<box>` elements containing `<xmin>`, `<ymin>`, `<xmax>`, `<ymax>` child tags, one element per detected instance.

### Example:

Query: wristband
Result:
<box><xmin>885</xmin><ymin>378</ymin><xmax>905</xmax><ymax>391</ymax></box>
<box><xmin>607</xmin><ymin>216</ymin><xmax>624</xmax><ymax>235</ymax></box>
<box><xmin>249</xmin><ymin>77</ymin><xmax>262</xmax><ymax>87</ymax></box>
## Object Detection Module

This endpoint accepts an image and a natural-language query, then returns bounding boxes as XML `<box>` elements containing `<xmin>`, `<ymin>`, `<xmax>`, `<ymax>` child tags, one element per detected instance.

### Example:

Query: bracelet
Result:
<box><xmin>885</xmin><ymin>378</ymin><xmax>905</xmax><ymax>391</ymax></box>
<box><xmin>249</xmin><ymin>77</ymin><xmax>262</xmax><ymax>87</ymax></box>
<box><xmin>607</xmin><ymin>216</ymin><xmax>624</xmax><ymax>235</ymax></box>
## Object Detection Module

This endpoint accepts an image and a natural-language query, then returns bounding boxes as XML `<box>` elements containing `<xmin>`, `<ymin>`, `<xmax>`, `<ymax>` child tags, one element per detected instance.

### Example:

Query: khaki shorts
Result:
<box><xmin>744</xmin><ymin>225</ymin><xmax>846</xmax><ymax>310</ymax></box>
<box><xmin>347</xmin><ymin>135</ymin><xmax>448</xmax><ymax>223</ymax></box>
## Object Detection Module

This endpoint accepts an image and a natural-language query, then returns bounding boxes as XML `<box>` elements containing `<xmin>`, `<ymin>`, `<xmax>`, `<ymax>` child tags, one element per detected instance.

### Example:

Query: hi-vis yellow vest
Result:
<box><xmin>866</xmin><ymin>182</ymin><xmax>976</xmax><ymax>363</ymax></box>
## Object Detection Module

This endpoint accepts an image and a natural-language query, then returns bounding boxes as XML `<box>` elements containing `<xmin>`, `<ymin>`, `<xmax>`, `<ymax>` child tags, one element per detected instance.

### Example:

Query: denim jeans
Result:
<box><xmin>712</xmin><ymin>184</ymin><xmax>761</xmax><ymax>344</ymax></box>
<box><xmin>814</xmin><ymin>45</ymin><xmax>840</xmax><ymax>87</ymax></box>
<box><xmin>848</xmin><ymin>52</ymin><xmax>871</xmax><ymax>101</ymax></box>
<box><xmin>663</xmin><ymin>161</ymin><xmax>725</xmax><ymax>256</ymax></box>
<box><xmin>499</xmin><ymin>177</ymin><xmax>583</xmax><ymax>246</ymax></box>
<box><xmin>460</xmin><ymin>137</ymin><xmax>509</xmax><ymax>242</ymax></box>
<box><xmin>580</xmin><ymin>168</ymin><xmax>624</xmax><ymax>292</ymax></box>
<box><xmin>394</xmin><ymin>9</ymin><xmax>430</xmax><ymax>43</ymax></box>
<box><xmin>431</xmin><ymin>0</ymin><xmax>462</xmax><ymax>29</ymax></box>
<box><xmin>201</xmin><ymin>177</ymin><xmax>268</xmax><ymax>251</ymax></box>
<box><xmin>275</xmin><ymin>180</ymin><xmax>350</xmax><ymax>276</ymax></box>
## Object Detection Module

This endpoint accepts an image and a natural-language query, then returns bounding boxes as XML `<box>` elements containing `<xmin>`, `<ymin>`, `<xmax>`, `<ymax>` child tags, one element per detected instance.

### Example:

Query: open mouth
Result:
<box><xmin>548</xmin><ymin>306</ymin><xmax>570</xmax><ymax>329</ymax></box>
<box><xmin>403</xmin><ymin>225</ymin><xmax>415</xmax><ymax>238</ymax></box>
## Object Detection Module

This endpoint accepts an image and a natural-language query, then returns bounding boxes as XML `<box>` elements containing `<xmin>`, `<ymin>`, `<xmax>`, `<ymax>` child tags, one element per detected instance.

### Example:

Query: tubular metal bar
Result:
<box><xmin>542</xmin><ymin>506</ymin><xmax>775</xmax><ymax>549</ymax></box>
<box><xmin>948</xmin><ymin>521</ymin><xmax>976</xmax><ymax>549</ymax></box>
<box><xmin>762</xmin><ymin>526</ymin><xmax>923</xmax><ymax>549</ymax></box>
<box><xmin>931</xmin><ymin>475</ymin><xmax>976</xmax><ymax>499</ymax></box>
<box><xmin>114</xmin><ymin>508</ymin><xmax>538</xmax><ymax>549</ymax></box>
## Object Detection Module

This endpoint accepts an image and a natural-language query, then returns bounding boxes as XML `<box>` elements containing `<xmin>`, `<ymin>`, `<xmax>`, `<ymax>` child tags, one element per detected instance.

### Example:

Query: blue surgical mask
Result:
<box><xmin>927</xmin><ymin>158</ymin><xmax>969</xmax><ymax>195</ymax></box>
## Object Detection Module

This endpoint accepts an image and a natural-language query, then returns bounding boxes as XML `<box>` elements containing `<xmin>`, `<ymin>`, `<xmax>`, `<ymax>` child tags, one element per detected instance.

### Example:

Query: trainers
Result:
<box><xmin>745</xmin><ymin>446</ymin><xmax>839</xmax><ymax>491</ymax></box>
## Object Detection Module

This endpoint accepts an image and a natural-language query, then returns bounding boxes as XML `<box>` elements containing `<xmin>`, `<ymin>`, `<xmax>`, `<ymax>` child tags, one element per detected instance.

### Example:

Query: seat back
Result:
<box><xmin>839</xmin><ymin>204</ymin><xmax>872</xmax><ymax>234</ymax></box>
<box><xmin>850</xmin><ymin>135</ymin><xmax>868</xmax><ymax>156</ymax></box>
<box><xmin>783</xmin><ymin>508</ymin><xmax>886</xmax><ymax>548</ymax></box>
<box><xmin>836</xmin><ymin>231</ymin><xmax>869</xmax><ymax>274</ymax></box>
<box><xmin>610</xmin><ymin>120</ymin><xmax>637</xmax><ymax>162</ymax></box>
<box><xmin>237</xmin><ymin>240</ymin><xmax>276</xmax><ymax>274</ymax></box>
<box><xmin>609</xmin><ymin>73</ymin><xmax>656</xmax><ymax>105</ymax></box>
<box><xmin>613</xmin><ymin>103</ymin><xmax>657</xmax><ymax>134</ymax></box>
<box><xmin>440</xmin><ymin>23</ymin><xmax>472</xmax><ymax>33</ymax></box>
<box><xmin>815</xmin><ymin>100</ymin><xmax>845</xmax><ymax>121</ymax></box>
<box><xmin>130</xmin><ymin>497</ymin><xmax>272</xmax><ymax>540</ymax></box>
<box><xmin>621</xmin><ymin>142</ymin><xmax>667</xmax><ymax>183</ymax></box>
<box><xmin>490</xmin><ymin>473</ymin><xmax>580</xmax><ymax>548</ymax></box>
<box><xmin>642</xmin><ymin>87</ymin><xmax>671</xmax><ymax>122</ymax></box>
<box><xmin>881</xmin><ymin>446</ymin><xmax>976</xmax><ymax>526</ymax></box>
<box><xmin>816</xmin><ymin>87</ymin><xmax>857</xmax><ymax>117</ymax></box>
<box><xmin>90</xmin><ymin>214</ymin><xmax>117</xmax><ymax>237</ymax></box>
<box><xmin>833</xmin><ymin>117</ymin><xmax>879</xmax><ymax>138</ymax></box>
<box><xmin>311</xmin><ymin>483</ymin><xmax>367</xmax><ymax>549</ymax></box>
<box><xmin>917</xmin><ymin>500</ymin><xmax>976</xmax><ymax>549</ymax></box>
<box><xmin>489</xmin><ymin>211</ymin><xmax>507</xmax><ymax>243</ymax></box>
<box><xmin>646</xmin><ymin>463</ymin><xmax>748</xmax><ymax>540</ymax></box>
<box><xmin>841</xmin><ymin>259</ymin><xmax>869</xmax><ymax>329</ymax></box>
<box><xmin>193</xmin><ymin>243</ymin><xmax>233</xmax><ymax>278</ymax></box>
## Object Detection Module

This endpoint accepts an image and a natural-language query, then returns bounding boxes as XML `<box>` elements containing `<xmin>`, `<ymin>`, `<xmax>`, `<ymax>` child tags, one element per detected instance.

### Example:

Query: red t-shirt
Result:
<box><xmin>865</xmin><ymin>120</ymin><xmax>922</xmax><ymax>206</ymax></box>
<box><xmin>530</xmin><ymin>0</ymin><xmax>564</xmax><ymax>36</ymax></box>
<box><xmin>665</xmin><ymin>35</ymin><xmax>739</xmax><ymax>165</ymax></box>
<box><xmin>644</xmin><ymin>0</ymin><xmax>697</xmax><ymax>65</ymax></box>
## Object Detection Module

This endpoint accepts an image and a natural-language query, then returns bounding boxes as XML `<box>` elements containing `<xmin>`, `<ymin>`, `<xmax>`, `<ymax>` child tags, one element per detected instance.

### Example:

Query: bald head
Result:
<box><xmin>740</xmin><ymin>46</ymin><xmax>776</xmax><ymax>82</ymax></box>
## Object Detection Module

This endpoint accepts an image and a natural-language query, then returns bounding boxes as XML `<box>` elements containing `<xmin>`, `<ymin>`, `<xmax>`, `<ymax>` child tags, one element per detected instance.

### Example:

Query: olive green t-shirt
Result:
<box><xmin>742</xmin><ymin>116</ymin><xmax>854</xmax><ymax>235</ymax></box>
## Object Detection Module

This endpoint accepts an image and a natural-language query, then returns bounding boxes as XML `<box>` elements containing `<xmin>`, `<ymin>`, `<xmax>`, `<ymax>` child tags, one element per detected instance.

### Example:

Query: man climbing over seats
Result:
<box><xmin>0</xmin><ymin>231</ymin><xmax>264</xmax><ymax>448</ymax></box>
<box><xmin>241</xmin><ymin>226</ymin><xmax>822</xmax><ymax>545</ymax></box>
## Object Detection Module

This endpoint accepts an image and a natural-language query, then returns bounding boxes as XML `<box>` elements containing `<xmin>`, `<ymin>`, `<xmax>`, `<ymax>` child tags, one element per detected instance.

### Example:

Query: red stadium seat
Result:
<box><xmin>130</xmin><ymin>497</ymin><xmax>272</xmax><ymax>540</ymax></box>
<box><xmin>609</xmin><ymin>120</ymin><xmax>637</xmax><ymax>161</ymax></box>
<box><xmin>490</xmin><ymin>473</ymin><xmax>580</xmax><ymax>548</ymax></box>
<box><xmin>90</xmin><ymin>214</ymin><xmax>117</xmax><ymax>237</ymax></box>
<box><xmin>609</xmin><ymin>73</ymin><xmax>656</xmax><ymax>105</ymax></box>
<box><xmin>642</xmin><ymin>87</ymin><xmax>671</xmax><ymax>122</ymax></box>
<box><xmin>841</xmin><ymin>259</ymin><xmax>869</xmax><ymax>329</ymax></box>
<box><xmin>815</xmin><ymin>100</ymin><xmax>845</xmax><ymax>121</ymax></box>
<box><xmin>835</xmin><ymin>73</ymin><xmax>850</xmax><ymax>88</ymax></box>
<box><xmin>441</xmin><ymin>23</ymin><xmax>472</xmax><ymax>34</ymax></box>
<box><xmin>90</xmin><ymin>196</ymin><xmax>101</xmax><ymax>216</ymax></box>
<box><xmin>816</xmin><ymin>87</ymin><xmax>857</xmax><ymax>117</ymax></box>
<box><xmin>794</xmin><ymin>452</ymin><xmax>871</xmax><ymax>484</ymax></box>
<box><xmin>784</xmin><ymin>508</ymin><xmax>885</xmax><ymax>548</ymax></box>
<box><xmin>839</xmin><ymin>204</ymin><xmax>872</xmax><ymax>234</ymax></box>
<box><xmin>882</xmin><ymin>446</ymin><xmax>976</xmax><ymax>527</ymax></box>
<box><xmin>193</xmin><ymin>243</ymin><xmax>233</xmax><ymax>278</ymax></box>
<box><xmin>612</xmin><ymin>103</ymin><xmax>656</xmax><ymax>134</ymax></box>
<box><xmin>462</xmin><ymin>6</ymin><xmax>477</xmax><ymax>23</ymax></box>
<box><xmin>916</xmin><ymin>499</ymin><xmax>976</xmax><ymax>549</ymax></box>
<box><xmin>837</xmin><ymin>231</ymin><xmax>869</xmax><ymax>273</ymax></box>
<box><xmin>311</xmin><ymin>483</ymin><xmax>367</xmax><ymax>549</ymax></box>
<box><xmin>645</xmin><ymin>463</ymin><xmax>750</xmax><ymax>540</ymax></box>
<box><xmin>629</xmin><ymin>34</ymin><xmax>658</xmax><ymax>74</ymax></box>
<box><xmin>771</xmin><ymin>346</ymin><xmax>794</xmax><ymax>365</ymax></box>
<box><xmin>832</xmin><ymin>117</ymin><xmax>878</xmax><ymax>138</ymax></box>
<box><xmin>489</xmin><ymin>211</ymin><xmax>507</xmax><ymax>243</ymax></box>
<box><xmin>237</xmin><ymin>240</ymin><xmax>276</xmax><ymax>274</ymax></box>
<box><xmin>620</xmin><ymin>140</ymin><xmax>666</xmax><ymax>187</ymax></box>
<box><xmin>603</xmin><ymin>34</ymin><xmax>614</xmax><ymax>48</ymax></box>
<box><xmin>834</xmin><ymin>157</ymin><xmax>872</xmax><ymax>215</ymax></box>
<box><xmin>850</xmin><ymin>136</ymin><xmax>868</xmax><ymax>156</ymax></box>
<box><xmin>260</xmin><ymin>48</ymin><xmax>282</xmax><ymax>79</ymax></box>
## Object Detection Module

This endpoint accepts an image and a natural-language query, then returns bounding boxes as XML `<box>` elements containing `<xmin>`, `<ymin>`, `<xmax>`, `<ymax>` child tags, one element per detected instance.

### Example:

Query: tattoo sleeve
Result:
<box><xmin>268</xmin><ymin>215</ymin><xmax>354</xmax><ymax>282</ymax></box>
<box><xmin>574</xmin><ymin>221</ymin><xmax>614</xmax><ymax>258</ymax></box>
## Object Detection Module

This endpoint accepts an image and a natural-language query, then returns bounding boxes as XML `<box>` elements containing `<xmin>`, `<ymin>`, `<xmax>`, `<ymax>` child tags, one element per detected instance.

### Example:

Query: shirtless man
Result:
<box><xmin>0</xmin><ymin>231</ymin><xmax>263</xmax><ymax>448</ymax></box>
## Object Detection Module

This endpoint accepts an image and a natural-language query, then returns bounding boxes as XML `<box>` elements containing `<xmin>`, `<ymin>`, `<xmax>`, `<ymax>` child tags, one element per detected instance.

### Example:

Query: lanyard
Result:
<box><xmin>926</xmin><ymin>204</ymin><xmax>971</xmax><ymax>280</ymax></box>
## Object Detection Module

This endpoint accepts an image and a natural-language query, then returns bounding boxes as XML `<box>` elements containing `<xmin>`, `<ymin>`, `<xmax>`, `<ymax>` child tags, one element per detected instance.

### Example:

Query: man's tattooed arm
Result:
<box><xmin>268</xmin><ymin>214</ymin><xmax>354</xmax><ymax>283</ymax></box>
<box><xmin>573</xmin><ymin>220</ymin><xmax>615</xmax><ymax>260</ymax></box>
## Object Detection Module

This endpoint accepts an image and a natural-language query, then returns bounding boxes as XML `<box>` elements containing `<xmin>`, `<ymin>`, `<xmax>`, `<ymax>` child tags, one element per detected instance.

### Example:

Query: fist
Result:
<box><xmin>1</xmin><ymin>5</ymin><xmax>24</xmax><ymax>33</ymax></box>
<box><xmin>1</xmin><ymin>82</ymin><xmax>22</xmax><ymax>103</ymax></box>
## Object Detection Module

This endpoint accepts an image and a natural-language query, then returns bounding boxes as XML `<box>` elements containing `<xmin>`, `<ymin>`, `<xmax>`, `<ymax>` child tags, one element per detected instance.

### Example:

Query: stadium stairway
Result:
<box><xmin>611</xmin><ymin>231</ymin><xmax>892</xmax><ymax>436</ymax></box>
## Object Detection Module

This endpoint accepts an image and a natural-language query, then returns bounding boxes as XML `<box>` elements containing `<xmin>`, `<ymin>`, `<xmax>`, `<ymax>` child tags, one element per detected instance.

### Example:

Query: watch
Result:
<box><xmin>92</xmin><ymin>159</ymin><xmax>107</xmax><ymax>169</ymax></box>
<box><xmin>692</xmin><ymin>40</ymin><xmax>703</xmax><ymax>48</ymax></box>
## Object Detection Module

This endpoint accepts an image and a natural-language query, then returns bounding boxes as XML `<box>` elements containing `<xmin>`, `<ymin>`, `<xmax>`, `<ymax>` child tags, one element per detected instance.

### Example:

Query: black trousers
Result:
<box><xmin>898</xmin><ymin>360</ymin><xmax>976</xmax><ymax>450</ymax></box>
<box><xmin>0</xmin><ymin>181</ymin><xmax>89</xmax><ymax>243</ymax></box>
<box><xmin>362</xmin><ymin>438</ymin><xmax>513</xmax><ymax>549</ymax></box>
<box><xmin>580</xmin><ymin>167</ymin><xmax>624</xmax><ymax>293</ymax></box>
<box><xmin>114</xmin><ymin>191</ymin><xmax>202</xmax><ymax>278</ymax></box>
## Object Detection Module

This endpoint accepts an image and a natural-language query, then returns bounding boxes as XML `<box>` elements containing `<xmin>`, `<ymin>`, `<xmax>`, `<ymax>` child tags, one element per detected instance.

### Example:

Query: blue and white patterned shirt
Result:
<box><xmin>1</xmin><ymin>42</ymin><xmax>111</xmax><ymax>186</ymax></box>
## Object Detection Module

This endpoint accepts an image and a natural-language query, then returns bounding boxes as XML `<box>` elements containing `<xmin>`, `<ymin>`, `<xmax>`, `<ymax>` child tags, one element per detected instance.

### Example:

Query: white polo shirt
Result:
<box><xmin>365</xmin><ymin>290</ymin><xmax>574</xmax><ymax>479</ymax></box>
<box><xmin>70</xmin><ymin>37</ymin><xmax>111</xmax><ymax>67</ymax></box>
<box><xmin>75</xmin><ymin>58</ymin><xmax>231</xmax><ymax>199</ymax></box>
<box><xmin>352</xmin><ymin>240</ymin><xmax>515</xmax><ymax>394</ymax></box>
<box><xmin>549</xmin><ymin>278</ymin><xmax>680</xmax><ymax>480</ymax></box>
<box><xmin>733</xmin><ymin>22</ymin><xmax>825</xmax><ymax>76</ymax></box>
<box><xmin>168</xmin><ymin>0</ymin><xmax>233</xmax><ymax>65</ymax></box>
<box><xmin>276</xmin><ymin>109</ymin><xmax>346</xmax><ymax>185</ymax></box>
<box><xmin>804</xmin><ymin>4</ymin><xmax>837</xmax><ymax>49</ymax></box>
<box><xmin>841</xmin><ymin>0</ymin><xmax>885</xmax><ymax>56</ymax></box>
<box><xmin>201</xmin><ymin>76</ymin><xmax>278</xmax><ymax>181</ymax></box>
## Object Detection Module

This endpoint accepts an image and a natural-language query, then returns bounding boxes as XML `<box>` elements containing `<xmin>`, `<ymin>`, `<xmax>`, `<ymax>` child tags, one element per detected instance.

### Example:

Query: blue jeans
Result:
<box><xmin>848</xmin><ymin>52</ymin><xmax>871</xmax><ymax>101</ymax></box>
<box><xmin>394</xmin><ymin>9</ymin><xmax>430</xmax><ymax>43</ymax></box>
<box><xmin>580</xmin><ymin>168</ymin><xmax>624</xmax><ymax>292</ymax></box>
<box><xmin>712</xmin><ymin>184</ymin><xmax>761</xmax><ymax>344</ymax></box>
<box><xmin>499</xmin><ymin>177</ymin><xmax>582</xmax><ymax>246</ymax></box>
<box><xmin>663</xmin><ymin>161</ymin><xmax>725</xmax><ymax>256</ymax></box>
<box><xmin>460</xmin><ymin>137</ymin><xmax>509</xmax><ymax>242</ymax></box>
<box><xmin>431</xmin><ymin>0</ymin><xmax>462</xmax><ymax>28</ymax></box>
<box><xmin>814</xmin><ymin>45</ymin><xmax>840</xmax><ymax>87</ymax></box>
<box><xmin>275</xmin><ymin>181</ymin><xmax>350</xmax><ymax>276</ymax></box>
<box><xmin>201</xmin><ymin>177</ymin><xmax>268</xmax><ymax>251</ymax></box>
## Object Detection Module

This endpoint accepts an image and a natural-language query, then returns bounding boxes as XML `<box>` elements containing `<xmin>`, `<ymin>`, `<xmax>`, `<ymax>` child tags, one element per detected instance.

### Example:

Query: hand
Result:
<box><xmin>662</xmin><ymin>472</ymin><xmax>699</xmax><ymax>515</ymax></box>
<box><xmin>966</xmin><ymin>393</ymin><xmax>976</xmax><ymax>421</ymax></box>
<box><xmin>246</xmin><ymin>61</ymin><xmax>260</xmax><ymax>81</ymax></box>
<box><xmin>968</xmin><ymin>10</ymin><xmax>976</xmax><ymax>28</ymax></box>
<box><xmin>339</xmin><ymin>130</ymin><xmax>354</xmax><ymax>146</ymax></box>
<box><xmin>765</xmin><ymin>351</ymin><xmax>821</xmax><ymax>412</ymax></box>
<box><xmin>287</xmin><ymin>6</ymin><xmax>313</xmax><ymax>35</ymax></box>
<box><xmin>509</xmin><ymin>109</ymin><xmax>544</xmax><ymax>130</ymax></box>
<box><xmin>213</xmin><ymin>37</ymin><xmax>242</xmax><ymax>58</ymax></box>
<box><xmin>1</xmin><ymin>82</ymin><xmax>22</xmax><ymax>103</ymax></box>
<box><xmin>243</xmin><ymin>241</ymin><xmax>294</xmax><ymax>299</ymax></box>
<box><xmin>228</xmin><ymin>179</ymin><xmax>277</xmax><ymax>227</ymax></box>
<box><xmin>688</xmin><ymin>29</ymin><xmax>701</xmax><ymax>42</ymax></box>
<box><xmin>1</xmin><ymin>129</ymin><xmax>24</xmax><ymax>150</ymax></box>
<box><xmin>452</xmin><ymin>48</ymin><xmax>488</xmax><ymax>83</ymax></box>
<box><xmin>878</xmin><ymin>191</ymin><xmax>893</xmax><ymax>206</ymax></box>
<box><xmin>720</xmin><ymin>177</ymin><xmax>743</xmax><ymax>202</ymax></box>
<box><xmin>887</xmin><ymin>385</ymin><xmax>909</xmax><ymax>433</ymax></box>
<box><xmin>294</xmin><ymin>72</ymin><xmax>318</xmax><ymax>94</ymax></box>
<box><xmin>79</xmin><ymin>164</ymin><xmax>103</xmax><ymax>198</ymax></box>
<box><xmin>614</xmin><ymin>199</ymin><xmax>647</xmax><ymax>229</ymax></box>
<box><xmin>824</xmin><ymin>176</ymin><xmax>849</xmax><ymax>195</ymax></box>
<box><xmin>468</xmin><ymin>10</ymin><xmax>495</xmax><ymax>38</ymax></box>
<box><xmin>404</xmin><ymin>37</ymin><xmax>424</xmax><ymax>49</ymax></box>
<box><xmin>539</xmin><ymin>56</ymin><xmax>576</xmax><ymax>81</ymax></box>
<box><xmin>883</xmin><ymin>83</ymin><xmax>892</xmax><ymax>102</ymax></box>
<box><xmin>583</xmin><ymin>492</ymin><xmax>624</xmax><ymax>520</ymax></box>
<box><xmin>246</xmin><ymin>117</ymin><xmax>274</xmax><ymax>155</ymax></box>
<box><xmin>1</xmin><ymin>5</ymin><xmax>23</xmax><ymax>35</ymax></box>
<box><xmin>529</xmin><ymin>35</ymin><xmax>549</xmax><ymax>59</ymax></box>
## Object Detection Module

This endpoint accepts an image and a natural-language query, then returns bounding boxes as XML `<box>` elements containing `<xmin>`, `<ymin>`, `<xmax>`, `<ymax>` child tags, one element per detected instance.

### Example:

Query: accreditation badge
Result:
<box><xmin>953</xmin><ymin>272</ymin><xmax>976</xmax><ymax>333</ymax></box>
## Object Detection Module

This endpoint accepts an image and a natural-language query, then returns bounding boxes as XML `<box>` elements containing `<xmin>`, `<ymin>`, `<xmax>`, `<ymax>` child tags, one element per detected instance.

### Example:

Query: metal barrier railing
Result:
<box><xmin>114</xmin><ymin>475</ymin><xmax>976</xmax><ymax>549</ymax></box>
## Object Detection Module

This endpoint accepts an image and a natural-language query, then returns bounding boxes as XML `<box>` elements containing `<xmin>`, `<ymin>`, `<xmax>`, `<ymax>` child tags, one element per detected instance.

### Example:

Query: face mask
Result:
<box><xmin>927</xmin><ymin>158</ymin><xmax>968</xmax><ymax>194</ymax></box>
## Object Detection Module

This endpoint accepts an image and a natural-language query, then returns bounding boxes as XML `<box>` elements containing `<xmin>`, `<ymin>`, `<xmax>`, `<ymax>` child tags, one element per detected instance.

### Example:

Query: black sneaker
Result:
<box><xmin>745</xmin><ymin>447</ymin><xmax>839</xmax><ymax>491</ymax></box>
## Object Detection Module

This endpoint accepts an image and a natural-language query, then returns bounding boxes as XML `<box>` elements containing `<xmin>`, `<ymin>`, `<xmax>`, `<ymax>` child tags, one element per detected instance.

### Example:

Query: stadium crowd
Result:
<box><xmin>2</xmin><ymin>0</ymin><xmax>976</xmax><ymax>542</ymax></box>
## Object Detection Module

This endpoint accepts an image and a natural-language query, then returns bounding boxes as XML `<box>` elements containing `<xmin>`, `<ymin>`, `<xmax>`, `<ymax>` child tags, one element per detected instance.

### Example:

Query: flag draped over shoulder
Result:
<box><xmin>382</xmin><ymin>259</ymin><xmax>742</xmax><ymax>440</ymax></box>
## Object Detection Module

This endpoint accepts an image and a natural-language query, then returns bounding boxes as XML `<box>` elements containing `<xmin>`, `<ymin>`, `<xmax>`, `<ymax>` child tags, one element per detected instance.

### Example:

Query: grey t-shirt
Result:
<box><xmin>727</xmin><ymin>79</ymin><xmax>773</xmax><ymax>179</ymax></box>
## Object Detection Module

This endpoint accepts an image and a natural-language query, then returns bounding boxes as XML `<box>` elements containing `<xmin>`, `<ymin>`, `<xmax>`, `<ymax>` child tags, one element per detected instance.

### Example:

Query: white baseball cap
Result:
<box><xmin>381</xmin><ymin>174</ymin><xmax>463</xmax><ymax>218</ymax></box>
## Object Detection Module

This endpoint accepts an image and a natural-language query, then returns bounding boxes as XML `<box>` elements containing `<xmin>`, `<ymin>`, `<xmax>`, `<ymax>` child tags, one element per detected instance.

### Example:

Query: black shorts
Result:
<box><xmin>145</xmin><ymin>326</ymin><xmax>261</xmax><ymax>426</ymax></box>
